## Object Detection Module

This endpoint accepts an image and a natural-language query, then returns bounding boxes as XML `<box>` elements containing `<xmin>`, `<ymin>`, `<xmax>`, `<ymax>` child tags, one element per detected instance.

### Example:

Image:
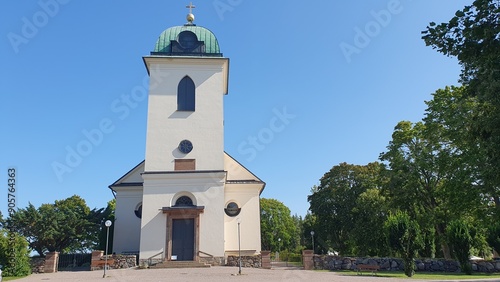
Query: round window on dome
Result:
<box><xmin>178</xmin><ymin>31</ymin><xmax>198</xmax><ymax>49</ymax></box>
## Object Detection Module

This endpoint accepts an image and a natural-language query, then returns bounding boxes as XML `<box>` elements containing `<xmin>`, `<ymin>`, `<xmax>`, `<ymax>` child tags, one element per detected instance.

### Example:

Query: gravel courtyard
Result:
<box><xmin>10</xmin><ymin>267</ymin><xmax>500</xmax><ymax>282</ymax></box>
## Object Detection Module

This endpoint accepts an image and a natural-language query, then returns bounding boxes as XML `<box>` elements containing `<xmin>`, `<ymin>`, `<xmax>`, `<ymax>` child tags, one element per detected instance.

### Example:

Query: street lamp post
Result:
<box><xmin>103</xmin><ymin>220</ymin><xmax>112</xmax><ymax>278</ymax></box>
<box><xmin>310</xmin><ymin>231</ymin><xmax>315</xmax><ymax>254</ymax></box>
<box><xmin>237</xmin><ymin>218</ymin><xmax>241</xmax><ymax>275</ymax></box>
<box><xmin>277</xmin><ymin>238</ymin><xmax>281</xmax><ymax>261</ymax></box>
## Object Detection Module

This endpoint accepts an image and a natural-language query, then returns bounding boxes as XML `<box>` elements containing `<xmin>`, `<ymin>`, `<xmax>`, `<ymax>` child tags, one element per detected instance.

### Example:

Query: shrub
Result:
<box><xmin>385</xmin><ymin>211</ymin><xmax>423</xmax><ymax>277</ymax></box>
<box><xmin>0</xmin><ymin>230</ymin><xmax>31</xmax><ymax>277</ymax></box>
<box><xmin>446</xmin><ymin>219</ymin><xmax>474</xmax><ymax>275</ymax></box>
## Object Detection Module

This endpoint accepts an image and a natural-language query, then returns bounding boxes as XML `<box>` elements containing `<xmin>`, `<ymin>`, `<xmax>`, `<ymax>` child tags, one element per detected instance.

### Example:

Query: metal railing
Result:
<box><xmin>198</xmin><ymin>250</ymin><xmax>214</xmax><ymax>258</ymax></box>
<box><xmin>58</xmin><ymin>253</ymin><xmax>92</xmax><ymax>271</ymax></box>
<box><xmin>146</xmin><ymin>251</ymin><xmax>164</xmax><ymax>266</ymax></box>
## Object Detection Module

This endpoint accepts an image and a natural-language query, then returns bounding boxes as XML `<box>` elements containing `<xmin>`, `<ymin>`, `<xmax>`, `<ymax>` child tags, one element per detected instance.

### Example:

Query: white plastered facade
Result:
<box><xmin>111</xmin><ymin>153</ymin><xmax>264</xmax><ymax>262</ymax></box>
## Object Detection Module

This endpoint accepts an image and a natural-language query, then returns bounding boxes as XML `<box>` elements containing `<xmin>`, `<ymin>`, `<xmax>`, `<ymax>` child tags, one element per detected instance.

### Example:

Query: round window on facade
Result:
<box><xmin>134</xmin><ymin>203</ymin><xmax>142</xmax><ymax>219</ymax></box>
<box><xmin>224</xmin><ymin>202</ymin><xmax>241</xmax><ymax>217</ymax></box>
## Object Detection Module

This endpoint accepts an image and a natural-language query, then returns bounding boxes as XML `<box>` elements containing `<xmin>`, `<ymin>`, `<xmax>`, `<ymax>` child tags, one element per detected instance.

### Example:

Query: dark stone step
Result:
<box><xmin>150</xmin><ymin>261</ymin><xmax>211</xmax><ymax>269</ymax></box>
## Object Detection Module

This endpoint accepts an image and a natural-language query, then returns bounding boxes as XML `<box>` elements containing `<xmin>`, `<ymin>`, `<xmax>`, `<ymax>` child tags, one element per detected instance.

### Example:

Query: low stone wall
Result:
<box><xmin>91</xmin><ymin>250</ymin><xmax>136</xmax><ymax>270</ymax></box>
<box><xmin>312</xmin><ymin>255</ymin><xmax>500</xmax><ymax>273</ymax></box>
<box><xmin>30</xmin><ymin>257</ymin><xmax>46</xmax><ymax>273</ymax></box>
<box><xmin>226</xmin><ymin>255</ymin><xmax>261</xmax><ymax>268</ymax></box>
<box><xmin>30</xmin><ymin>252</ymin><xmax>136</xmax><ymax>273</ymax></box>
<box><xmin>473</xmin><ymin>260</ymin><xmax>500</xmax><ymax>273</ymax></box>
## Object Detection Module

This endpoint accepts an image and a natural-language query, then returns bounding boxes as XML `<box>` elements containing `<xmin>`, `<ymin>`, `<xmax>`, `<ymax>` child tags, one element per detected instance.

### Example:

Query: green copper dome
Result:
<box><xmin>152</xmin><ymin>25</ymin><xmax>222</xmax><ymax>57</ymax></box>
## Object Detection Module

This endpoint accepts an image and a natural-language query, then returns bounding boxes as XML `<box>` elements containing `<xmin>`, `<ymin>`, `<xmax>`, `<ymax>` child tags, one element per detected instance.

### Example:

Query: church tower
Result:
<box><xmin>143</xmin><ymin>8</ymin><xmax>228</xmax><ymax>172</ymax></box>
<box><xmin>109</xmin><ymin>5</ymin><xmax>264</xmax><ymax>266</ymax></box>
<box><xmin>140</xmin><ymin>6</ymin><xmax>229</xmax><ymax>262</ymax></box>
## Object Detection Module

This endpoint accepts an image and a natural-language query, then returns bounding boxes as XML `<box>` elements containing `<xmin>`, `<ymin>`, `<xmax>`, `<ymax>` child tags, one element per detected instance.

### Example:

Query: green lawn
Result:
<box><xmin>334</xmin><ymin>270</ymin><xmax>500</xmax><ymax>280</ymax></box>
<box><xmin>3</xmin><ymin>277</ymin><xmax>27</xmax><ymax>281</ymax></box>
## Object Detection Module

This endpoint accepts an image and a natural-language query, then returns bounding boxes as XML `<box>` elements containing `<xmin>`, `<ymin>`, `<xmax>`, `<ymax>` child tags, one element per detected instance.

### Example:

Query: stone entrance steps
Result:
<box><xmin>150</xmin><ymin>260</ymin><xmax>211</xmax><ymax>269</ymax></box>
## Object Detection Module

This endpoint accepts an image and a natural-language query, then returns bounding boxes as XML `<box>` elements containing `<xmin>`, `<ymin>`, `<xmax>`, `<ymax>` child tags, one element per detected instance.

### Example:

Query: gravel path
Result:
<box><xmin>10</xmin><ymin>267</ymin><xmax>500</xmax><ymax>282</ymax></box>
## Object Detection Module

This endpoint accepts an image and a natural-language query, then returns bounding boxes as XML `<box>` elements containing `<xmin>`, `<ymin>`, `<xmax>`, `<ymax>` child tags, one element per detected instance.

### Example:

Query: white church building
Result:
<box><xmin>109</xmin><ymin>8</ymin><xmax>265</xmax><ymax>265</ymax></box>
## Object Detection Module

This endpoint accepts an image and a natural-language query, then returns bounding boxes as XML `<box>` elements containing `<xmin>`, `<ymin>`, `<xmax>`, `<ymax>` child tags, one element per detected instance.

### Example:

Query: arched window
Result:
<box><xmin>175</xmin><ymin>196</ymin><xmax>194</xmax><ymax>207</ymax></box>
<box><xmin>177</xmin><ymin>76</ymin><xmax>195</xmax><ymax>111</ymax></box>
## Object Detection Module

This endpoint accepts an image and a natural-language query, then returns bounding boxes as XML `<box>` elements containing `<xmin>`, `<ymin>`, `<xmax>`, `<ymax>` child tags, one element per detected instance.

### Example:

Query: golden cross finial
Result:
<box><xmin>186</xmin><ymin>2</ymin><xmax>195</xmax><ymax>14</ymax></box>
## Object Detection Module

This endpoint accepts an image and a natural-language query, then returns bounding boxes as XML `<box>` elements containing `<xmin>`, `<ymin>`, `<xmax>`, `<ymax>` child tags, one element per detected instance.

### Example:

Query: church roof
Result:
<box><xmin>152</xmin><ymin>25</ymin><xmax>222</xmax><ymax>57</ymax></box>
<box><xmin>108</xmin><ymin>160</ymin><xmax>145</xmax><ymax>189</ymax></box>
<box><xmin>224</xmin><ymin>153</ymin><xmax>266</xmax><ymax>195</ymax></box>
<box><xmin>109</xmin><ymin>153</ymin><xmax>265</xmax><ymax>194</ymax></box>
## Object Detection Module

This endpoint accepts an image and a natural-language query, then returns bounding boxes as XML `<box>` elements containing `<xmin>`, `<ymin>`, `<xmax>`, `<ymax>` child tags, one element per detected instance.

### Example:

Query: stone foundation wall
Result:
<box><xmin>312</xmin><ymin>255</ymin><xmax>500</xmax><ymax>273</ymax></box>
<box><xmin>112</xmin><ymin>255</ymin><xmax>137</xmax><ymax>269</ymax></box>
<box><xmin>226</xmin><ymin>255</ymin><xmax>261</xmax><ymax>268</ymax></box>
<box><xmin>199</xmin><ymin>256</ymin><xmax>225</xmax><ymax>266</ymax></box>
<box><xmin>138</xmin><ymin>258</ymin><xmax>163</xmax><ymax>268</ymax></box>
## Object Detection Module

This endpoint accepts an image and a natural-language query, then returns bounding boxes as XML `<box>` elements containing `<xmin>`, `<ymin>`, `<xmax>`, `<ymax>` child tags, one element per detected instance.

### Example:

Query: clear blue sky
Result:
<box><xmin>1</xmin><ymin>0</ymin><xmax>470</xmax><ymax>218</ymax></box>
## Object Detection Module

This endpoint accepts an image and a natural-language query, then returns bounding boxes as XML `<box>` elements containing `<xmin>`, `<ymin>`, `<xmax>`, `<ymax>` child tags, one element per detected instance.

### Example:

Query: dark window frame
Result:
<box><xmin>175</xmin><ymin>196</ymin><xmax>194</xmax><ymax>207</ymax></box>
<box><xmin>134</xmin><ymin>203</ymin><xmax>142</xmax><ymax>218</ymax></box>
<box><xmin>177</xmin><ymin>76</ymin><xmax>195</xmax><ymax>111</ymax></box>
<box><xmin>178</xmin><ymin>31</ymin><xmax>198</xmax><ymax>49</ymax></box>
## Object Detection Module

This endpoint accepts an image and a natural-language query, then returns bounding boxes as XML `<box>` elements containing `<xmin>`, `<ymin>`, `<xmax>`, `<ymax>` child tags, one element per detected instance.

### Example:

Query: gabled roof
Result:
<box><xmin>224</xmin><ymin>152</ymin><xmax>266</xmax><ymax>194</ymax></box>
<box><xmin>108</xmin><ymin>160</ymin><xmax>145</xmax><ymax>189</ymax></box>
<box><xmin>108</xmin><ymin>153</ymin><xmax>265</xmax><ymax>194</ymax></box>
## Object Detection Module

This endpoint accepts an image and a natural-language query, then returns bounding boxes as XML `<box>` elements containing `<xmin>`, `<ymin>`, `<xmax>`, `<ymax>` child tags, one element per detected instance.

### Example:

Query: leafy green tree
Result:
<box><xmin>290</xmin><ymin>214</ymin><xmax>303</xmax><ymax>253</ymax></box>
<box><xmin>422</xmin><ymin>0</ymin><xmax>500</xmax><ymax>219</ymax></box>
<box><xmin>446</xmin><ymin>219</ymin><xmax>475</xmax><ymax>274</ymax></box>
<box><xmin>424</xmin><ymin>86</ymin><xmax>488</xmax><ymax>217</ymax></box>
<box><xmin>308</xmin><ymin>162</ymin><xmax>386</xmax><ymax>255</ymax></box>
<box><xmin>420</xmin><ymin>226</ymin><xmax>437</xmax><ymax>259</ymax></box>
<box><xmin>7</xmin><ymin>195</ymin><xmax>104</xmax><ymax>255</ymax></box>
<box><xmin>487</xmin><ymin>222</ymin><xmax>500</xmax><ymax>255</ymax></box>
<box><xmin>260</xmin><ymin>198</ymin><xmax>296</xmax><ymax>252</ymax></box>
<box><xmin>380</xmin><ymin>112</ymin><xmax>482</xmax><ymax>259</ymax></box>
<box><xmin>351</xmin><ymin>188</ymin><xmax>389</xmax><ymax>256</ymax></box>
<box><xmin>301</xmin><ymin>212</ymin><xmax>320</xmax><ymax>252</ymax></box>
<box><xmin>399</xmin><ymin>86</ymin><xmax>489</xmax><ymax>258</ymax></box>
<box><xmin>0</xmin><ymin>230</ymin><xmax>31</xmax><ymax>277</ymax></box>
<box><xmin>385</xmin><ymin>211</ymin><xmax>423</xmax><ymax>277</ymax></box>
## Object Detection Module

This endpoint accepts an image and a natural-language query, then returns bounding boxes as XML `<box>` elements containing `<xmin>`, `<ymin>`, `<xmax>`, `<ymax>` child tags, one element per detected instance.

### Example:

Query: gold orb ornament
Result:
<box><xmin>187</xmin><ymin>13</ymin><xmax>195</xmax><ymax>23</ymax></box>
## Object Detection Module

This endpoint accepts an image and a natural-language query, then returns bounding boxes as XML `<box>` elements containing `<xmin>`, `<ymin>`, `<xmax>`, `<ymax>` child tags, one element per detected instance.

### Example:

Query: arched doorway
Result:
<box><xmin>162</xmin><ymin>195</ymin><xmax>204</xmax><ymax>261</ymax></box>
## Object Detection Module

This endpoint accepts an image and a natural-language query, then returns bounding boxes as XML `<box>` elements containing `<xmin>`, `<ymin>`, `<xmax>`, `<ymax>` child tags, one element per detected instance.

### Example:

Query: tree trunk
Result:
<box><xmin>436</xmin><ymin>224</ymin><xmax>451</xmax><ymax>259</ymax></box>
<box><xmin>440</xmin><ymin>242</ymin><xmax>451</xmax><ymax>259</ymax></box>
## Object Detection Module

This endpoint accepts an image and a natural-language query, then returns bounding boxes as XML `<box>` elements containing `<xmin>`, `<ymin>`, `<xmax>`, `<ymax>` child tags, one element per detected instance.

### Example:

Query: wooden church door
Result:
<box><xmin>171</xmin><ymin>218</ymin><xmax>195</xmax><ymax>261</ymax></box>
